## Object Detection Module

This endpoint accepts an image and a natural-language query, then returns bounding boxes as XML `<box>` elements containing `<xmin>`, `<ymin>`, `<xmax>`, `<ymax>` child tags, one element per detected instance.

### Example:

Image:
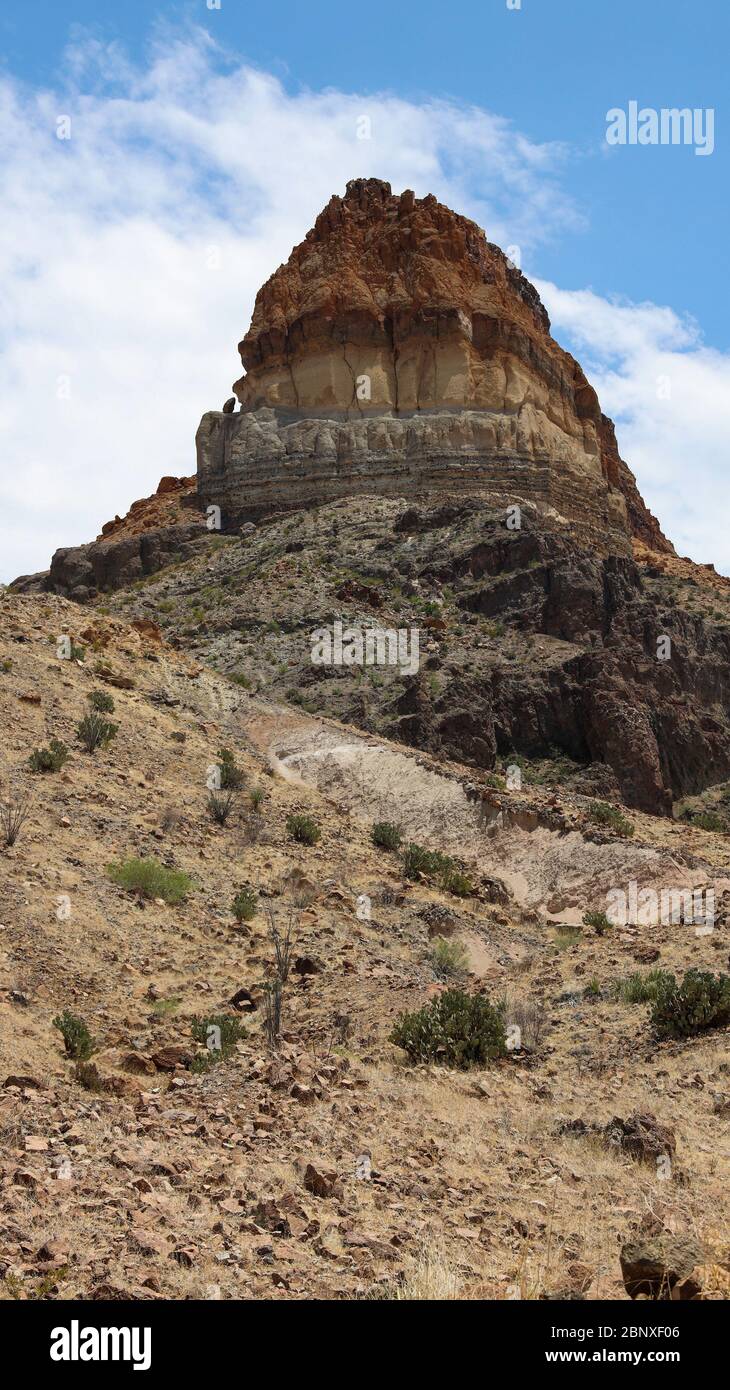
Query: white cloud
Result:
<box><xmin>0</xmin><ymin>27</ymin><xmax>727</xmax><ymax>581</ymax></box>
<box><xmin>536</xmin><ymin>280</ymin><xmax>730</xmax><ymax>571</ymax></box>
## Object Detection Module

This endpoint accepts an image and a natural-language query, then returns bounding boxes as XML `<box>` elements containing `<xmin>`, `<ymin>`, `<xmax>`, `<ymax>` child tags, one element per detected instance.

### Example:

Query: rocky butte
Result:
<box><xmin>196</xmin><ymin>177</ymin><xmax>670</xmax><ymax>556</ymax></box>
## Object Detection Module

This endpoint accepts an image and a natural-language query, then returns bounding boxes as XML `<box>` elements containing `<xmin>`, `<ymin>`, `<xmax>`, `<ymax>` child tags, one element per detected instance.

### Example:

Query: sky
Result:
<box><xmin>0</xmin><ymin>0</ymin><xmax>728</xmax><ymax>582</ymax></box>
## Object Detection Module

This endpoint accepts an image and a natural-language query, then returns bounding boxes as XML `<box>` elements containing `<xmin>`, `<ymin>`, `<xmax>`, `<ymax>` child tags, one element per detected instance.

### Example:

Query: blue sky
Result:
<box><xmin>1</xmin><ymin>0</ymin><xmax>728</xmax><ymax>580</ymax></box>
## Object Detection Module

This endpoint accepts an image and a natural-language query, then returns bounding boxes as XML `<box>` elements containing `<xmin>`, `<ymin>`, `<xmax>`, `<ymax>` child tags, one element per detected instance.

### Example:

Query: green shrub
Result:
<box><xmin>53</xmin><ymin>1010</ymin><xmax>94</xmax><ymax>1060</ymax></box>
<box><xmin>553</xmin><ymin>927</ymin><xmax>582</xmax><ymax>950</ymax></box>
<box><xmin>692</xmin><ymin>811</ymin><xmax>726</xmax><ymax>833</ymax></box>
<box><xmin>217</xmin><ymin>747</ymin><xmax>245</xmax><ymax>790</ymax></box>
<box><xmin>190</xmin><ymin>1013</ymin><xmax>247</xmax><ymax>1070</ymax></box>
<box><xmin>150</xmin><ymin>997</ymin><xmax>181</xmax><ymax>1017</ymax></box>
<box><xmin>286</xmin><ymin>813</ymin><xmax>321</xmax><ymax>845</ymax></box>
<box><xmin>403</xmin><ymin>843</ymin><xmax>452</xmax><ymax>880</ymax></box>
<box><xmin>402</xmin><ymin>843</ymin><xmax>471</xmax><ymax>896</ymax></box>
<box><xmin>28</xmin><ymin>738</ymin><xmax>69</xmax><ymax>773</ymax></box>
<box><xmin>614</xmin><ymin>969</ymin><xmax>674</xmax><ymax>1005</ymax></box>
<box><xmin>107</xmin><ymin>857</ymin><xmax>193</xmax><ymax>904</ymax></box>
<box><xmin>440</xmin><ymin>867</ymin><xmax>473</xmax><ymax>898</ymax></box>
<box><xmin>650</xmin><ymin>969</ymin><xmax>730</xmax><ymax>1040</ymax></box>
<box><xmin>390</xmin><ymin>988</ymin><xmax>507</xmax><ymax>1069</ymax></box>
<box><xmin>589</xmin><ymin>801</ymin><xmax>634</xmax><ymax>838</ymax></box>
<box><xmin>76</xmin><ymin>712</ymin><xmax>118</xmax><ymax>753</ymax></box>
<box><xmin>249</xmin><ymin>786</ymin><xmax>265</xmax><ymax>811</ymax></box>
<box><xmin>88</xmin><ymin>689</ymin><xmax>115</xmax><ymax>713</ymax></box>
<box><xmin>583</xmin><ymin>909</ymin><xmax>612</xmax><ymax>935</ymax></box>
<box><xmin>429</xmin><ymin>936</ymin><xmax>469</xmax><ymax>980</ymax></box>
<box><xmin>371</xmin><ymin>821</ymin><xmax>403</xmax><ymax>851</ymax></box>
<box><xmin>232</xmin><ymin>887</ymin><xmax>258</xmax><ymax>922</ymax></box>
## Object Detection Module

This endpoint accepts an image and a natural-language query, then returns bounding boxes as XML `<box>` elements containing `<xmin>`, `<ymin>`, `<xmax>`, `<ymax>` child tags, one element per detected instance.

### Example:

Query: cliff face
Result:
<box><xmin>215</xmin><ymin>178</ymin><xmax>670</xmax><ymax>556</ymax></box>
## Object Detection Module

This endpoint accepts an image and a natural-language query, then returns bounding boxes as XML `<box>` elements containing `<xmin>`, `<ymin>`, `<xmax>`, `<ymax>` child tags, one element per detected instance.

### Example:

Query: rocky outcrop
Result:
<box><xmin>379</xmin><ymin>506</ymin><xmax>730</xmax><ymax>814</ymax></box>
<box><xmin>197</xmin><ymin>178</ymin><xmax>672</xmax><ymax>558</ymax></box>
<box><xmin>11</xmin><ymin>476</ymin><xmax>204</xmax><ymax>602</ymax></box>
<box><xmin>41</xmin><ymin>521</ymin><xmax>204</xmax><ymax>603</ymax></box>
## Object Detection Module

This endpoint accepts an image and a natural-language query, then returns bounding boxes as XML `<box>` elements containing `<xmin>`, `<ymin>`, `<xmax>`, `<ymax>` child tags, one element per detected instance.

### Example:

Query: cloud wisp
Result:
<box><xmin>538</xmin><ymin>281</ymin><xmax>730</xmax><ymax>569</ymax></box>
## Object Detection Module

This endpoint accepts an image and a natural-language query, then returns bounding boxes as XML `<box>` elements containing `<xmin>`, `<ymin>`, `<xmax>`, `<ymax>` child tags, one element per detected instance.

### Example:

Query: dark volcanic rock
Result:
<box><xmin>35</xmin><ymin>522</ymin><xmax>204</xmax><ymax>602</ymax></box>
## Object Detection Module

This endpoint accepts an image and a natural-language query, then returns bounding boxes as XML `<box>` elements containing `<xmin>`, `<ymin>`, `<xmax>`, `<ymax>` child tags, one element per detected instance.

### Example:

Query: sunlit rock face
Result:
<box><xmin>197</xmin><ymin>178</ymin><xmax>671</xmax><ymax>557</ymax></box>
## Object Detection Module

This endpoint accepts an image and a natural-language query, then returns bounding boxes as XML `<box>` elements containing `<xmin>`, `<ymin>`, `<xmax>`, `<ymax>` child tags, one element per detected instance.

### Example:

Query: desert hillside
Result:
<box><xmin>1</xmin><ymin>591</ymin><xmax>728</xmax><ymax>1301</ymax></box>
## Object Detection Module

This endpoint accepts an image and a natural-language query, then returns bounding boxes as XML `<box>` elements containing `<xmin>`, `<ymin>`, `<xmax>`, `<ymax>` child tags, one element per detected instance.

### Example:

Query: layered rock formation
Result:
<box><xmin>198</xmin><ymin>178</ymin><xmax>671</xmax><ymax>557</ymax></box>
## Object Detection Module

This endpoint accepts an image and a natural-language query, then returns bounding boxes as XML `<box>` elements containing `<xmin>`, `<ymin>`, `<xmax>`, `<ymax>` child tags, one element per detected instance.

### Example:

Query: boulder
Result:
<box><xmin>620</xmin><ymin>1235</ymin><xmax>704</xmax><ymax>1300</ymax></box>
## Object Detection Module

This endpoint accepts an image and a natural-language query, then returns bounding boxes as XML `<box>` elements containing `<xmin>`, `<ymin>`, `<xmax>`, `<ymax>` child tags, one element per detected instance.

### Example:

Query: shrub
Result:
<box><xmin>53</xmin><ymin>1010</ymin><xmax>94</xmax><ymax>1060</ymax></box>
<box><xmin>28</xmin><ymin>738</ymin><xmax>69</xmax><ymax>774</ymax></box>
<box><xmin>553</xmin><ymin>927</ymin><xmax>582</xmax><ymax>950</ymax></box>
<box><xmin>371</xmin><ymin>821</ymin><xmax>403</xmax><ymax>851</ymax></box>
<box><xmin>190</xmin><ymin>1013</ymin><xmax>247</xmax><ymax>1070</ymax></box>
<box><xmin>589</xmin><ymin>801</ymin><xmax>634</xmax><ymax>838</ymax></box>
<box><xmin>107</xmin><ymin>857</ymin><xmax>192</xmax><ymax>904</ymax></box>
<box><xmin>232</xmin><ymin>887</ymin><xmax>258</xmax><ymax>922</ymax></box>
<box><xmin>390</xmin><ymin>988</ymin><xmax>507</xmax><ymax>1069</ymax></box>
<box><xmin>429</xmin><ymin>936</ymin><xmax>469</xmax><ymax>980</ymax></box>
<box><xmin>440</xmin><ymin>867</ymin><xmax>473</xmax><ymax>898</ymax></box>
<box><xmin>150</xmin><ymin>997</ymin><xmax>181</xmax><ymax>1017</ymax></box>
<box><xmin>614</xmin><ymin>969</ymin><xmax>674</xmax><ymax>1005</ymax></box>
<box><xmin>0</xmin><ymin>786</ymin><xmax>32</xmax><ymax>847</ymax></box>
<box><xmin>207</xmin><ymin>788</ymin><xmax>236</xmax><ymax>825</ymax></box>
<box><xmin>286</xmin><ymin>813</ymin><xmax>321</xmax><ymax>845</ymax></box>
<box><xmin>77</xmin><ymin>712</ymin><xmax>118</xmax><ymax>753</ymax></box>
<box><xmin>88</xmin><ymin>689</ymin><xmax>115</xmax><ymax>713</ymax></box>
<box><xmin>403</xmin><ymin>843</ymin><xmax>447</xmax><ymax>879</ymax></box>
<box><xmin>74</xmin><ymin>1061</ymin><xmax>105</xmax><ymax>1092</ymax></box>
<box><xmin>650</xmin><ymin>969</ymin><xmax>730</xmax><ymax>1040</ymax></box>
<box><xmin>692</xmin><ymin>811</ymin><xmax>726</xmax><ymax>833</ymax></box>
<box><xmin>262</xmin><ymin>904</ymin><xmax>296</xmax><ymax>1049</ymax></box>
<box><xmin>583</xmin><ymin>909</ymin><xmax>612</xmax><ymax>936</ymax></box>
<box><xmin>217</xmin><ymin>747</ymin><xmax>245</xmax><ymax>790</ymax></box>
<box><xmin>249</xmin><ymin>786</ymin><xmax>265</xmax><ymax>811</ymax></box>
<box><xmin>402</xmin><ymin>843</ymin><xmax>473</xmax><ymax>897</ymax></box>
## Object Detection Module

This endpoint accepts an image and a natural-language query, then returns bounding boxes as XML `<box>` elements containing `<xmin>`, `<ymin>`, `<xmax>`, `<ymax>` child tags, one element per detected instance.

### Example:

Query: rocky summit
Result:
<box><xmin>197</xmin><ymin>178</ymin><xmax>668</xmax><ymax>556</ymax></box>
<box><xmin>2</xmin><ymin>180</ymin><xmax>730</xmax><ymax>1307</ymax></box>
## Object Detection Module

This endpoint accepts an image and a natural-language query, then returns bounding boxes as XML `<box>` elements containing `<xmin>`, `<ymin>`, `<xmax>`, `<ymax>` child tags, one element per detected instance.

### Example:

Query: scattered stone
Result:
<box><xmin>122</xmin><ymin>1052</ymin><xmax>157</xmax><ymax>1076</ymax></box>
<box><xmin>150</xmin><ymin>1045</ymin><xmax>191</xmax><ymax>1072</ymax></box>
<box><xmin>603</xmin><ymin>1112</ymin><xmax>676</xmax><ymax>1166</ymax></box>
<box><xmin>293</xmin><ymin>956</ymin><xmax>322</xmax><ymax>977</ymax></box>
<box><xmin>303</xmin><ymin>1163</ymin><xmax>343</xmax><ymax>1200</ymax></box>
<box><xmin>620</xmin><ymin>1235</ymin><xmax>705</xmax><ymax>1300</ymax></box>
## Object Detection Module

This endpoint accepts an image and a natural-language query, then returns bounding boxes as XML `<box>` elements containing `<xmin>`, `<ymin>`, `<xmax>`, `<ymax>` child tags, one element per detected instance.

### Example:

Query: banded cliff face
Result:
<box><xmin>196</xmin><ymin>178</ymin><xmax>670</xmax><ymax>556</ymax></box>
